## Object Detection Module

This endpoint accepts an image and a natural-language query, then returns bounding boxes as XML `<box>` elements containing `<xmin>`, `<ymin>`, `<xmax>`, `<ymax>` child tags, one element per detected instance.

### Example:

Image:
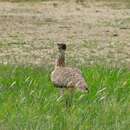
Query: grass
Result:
<box><xmin>98</xmin><ymin>17</ymin><xmax>130</xmax><ymax>29</ymax></box>
<box><xmin>0</xmin><ymin>64</ymin><xmax>130</xmax><ymax>130</ymax></box>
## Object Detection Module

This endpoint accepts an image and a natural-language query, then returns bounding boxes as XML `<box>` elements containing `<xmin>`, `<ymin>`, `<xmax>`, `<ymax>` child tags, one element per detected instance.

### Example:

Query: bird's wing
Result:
<box><xmin>51</xmin><ymin>67</ymin><xmax>88</xmax><ymax>90</ymax></box>
<box><xmin>51</xmin><ymin>68</ymin><xmax>70</xmax><ymax>88</ymax></box>
<box><xmin>66</xmin><ymin>67</ymin><xmax>88</xmax><ymax>91</ymax></box>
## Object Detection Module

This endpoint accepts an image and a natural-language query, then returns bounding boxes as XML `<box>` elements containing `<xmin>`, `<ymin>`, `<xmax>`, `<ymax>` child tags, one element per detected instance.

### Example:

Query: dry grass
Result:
<box><xmin>0</xmin><ymin>0</ymin><xmax>130</xmax><ymax>67</ymax></box>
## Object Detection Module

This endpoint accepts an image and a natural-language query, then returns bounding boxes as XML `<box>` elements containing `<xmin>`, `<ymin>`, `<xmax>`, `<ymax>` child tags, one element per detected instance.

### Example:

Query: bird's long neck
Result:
<box><xmin>55</xmin><ymin>50</ymin><xmax>65</xmax><ymax>67</ymax></box>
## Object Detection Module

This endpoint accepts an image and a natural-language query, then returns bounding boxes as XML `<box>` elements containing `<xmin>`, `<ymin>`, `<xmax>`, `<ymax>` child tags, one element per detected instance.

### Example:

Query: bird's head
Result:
<box><xmin>57</xmin><ymin>43</ymin><xmax>66</xmax><ymax>51</ymax></box>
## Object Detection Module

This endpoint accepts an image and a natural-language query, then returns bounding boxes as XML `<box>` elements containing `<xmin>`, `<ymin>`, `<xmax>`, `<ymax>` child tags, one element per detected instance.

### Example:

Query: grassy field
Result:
<box><xmin>0</xmin><ymin>0</ymin><xmax>130</xmax><ymax>129</ymax></box>
<box><xmin>0</xmin><ymin>65</ymin><xmax>130</xmax><ymax>130</ymax></box>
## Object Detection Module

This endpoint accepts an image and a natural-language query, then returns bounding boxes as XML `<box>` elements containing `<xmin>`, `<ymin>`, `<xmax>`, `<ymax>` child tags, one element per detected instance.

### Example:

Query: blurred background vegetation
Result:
<box><xmin>0</xmin><ymin>0</ymin><xmax>130</xmax><ymax>8</ymax></box>
<box><xmin>0</xmin><ymin>0</ymin><xmax>130</xmax><ymax>2</ymax></box>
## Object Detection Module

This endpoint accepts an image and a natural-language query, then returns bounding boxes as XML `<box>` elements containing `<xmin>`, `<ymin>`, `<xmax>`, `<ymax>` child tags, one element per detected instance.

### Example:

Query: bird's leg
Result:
<box><xmin>65</xmin><ymin>88</ymin><xmax>74</xmax><ymax>108</ymax></box>
<box><xmin>60</xmin><ymin>88</ymin><xmax>64</xmax><ymax>96</ymax></box>
<box><xmin>60</xmin><ymin>88</ymin><xmax>71</xmax><ymax>108</ymax></box>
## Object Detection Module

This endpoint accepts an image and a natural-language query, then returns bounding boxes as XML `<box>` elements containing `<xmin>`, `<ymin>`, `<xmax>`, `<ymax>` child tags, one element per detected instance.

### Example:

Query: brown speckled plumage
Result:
<box><xmin>51</xmin><ymin>43</ymin><xmax>88</xmax><ymax>92</ymax></box>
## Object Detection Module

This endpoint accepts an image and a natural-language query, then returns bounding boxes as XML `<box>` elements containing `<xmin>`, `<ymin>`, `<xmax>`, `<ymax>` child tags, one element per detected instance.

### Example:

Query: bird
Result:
<box><xmin>51</xmin><ymin>43</ymin><xmax>89</xmax><ymax>95</ymax></box>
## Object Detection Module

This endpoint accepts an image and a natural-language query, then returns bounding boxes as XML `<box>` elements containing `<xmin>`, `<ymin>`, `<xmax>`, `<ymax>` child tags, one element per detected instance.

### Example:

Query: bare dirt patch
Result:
<box><xmin>0</xmin><ymin>1</ymin><xmax>130</xmax><ymax>67</ymax></box>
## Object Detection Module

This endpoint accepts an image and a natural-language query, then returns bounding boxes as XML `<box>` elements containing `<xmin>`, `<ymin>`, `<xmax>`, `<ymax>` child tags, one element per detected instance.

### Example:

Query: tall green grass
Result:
<box><xmin>0</xmin><ymin>65</ymin><xmax>130</xmax><ymax>130</ymax></box>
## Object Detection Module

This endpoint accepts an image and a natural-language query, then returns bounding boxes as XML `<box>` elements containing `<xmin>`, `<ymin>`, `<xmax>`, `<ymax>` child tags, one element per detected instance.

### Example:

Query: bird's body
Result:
<box><xmin>51</xmin><ymin>67</ymin><xmax>87</xmax><ymax>91</ymax></box>
<box><xmin>51</xmin><ymin>43</ymin><xmax>88</xmax><ymax>92</ymax></box>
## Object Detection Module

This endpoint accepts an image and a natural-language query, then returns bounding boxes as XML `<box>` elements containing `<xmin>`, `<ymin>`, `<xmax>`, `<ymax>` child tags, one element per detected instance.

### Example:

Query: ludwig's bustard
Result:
<box><xmin>51</xmin><ymin>43</ymin><xmax>88</xmax><ymax>93</ymax></box>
